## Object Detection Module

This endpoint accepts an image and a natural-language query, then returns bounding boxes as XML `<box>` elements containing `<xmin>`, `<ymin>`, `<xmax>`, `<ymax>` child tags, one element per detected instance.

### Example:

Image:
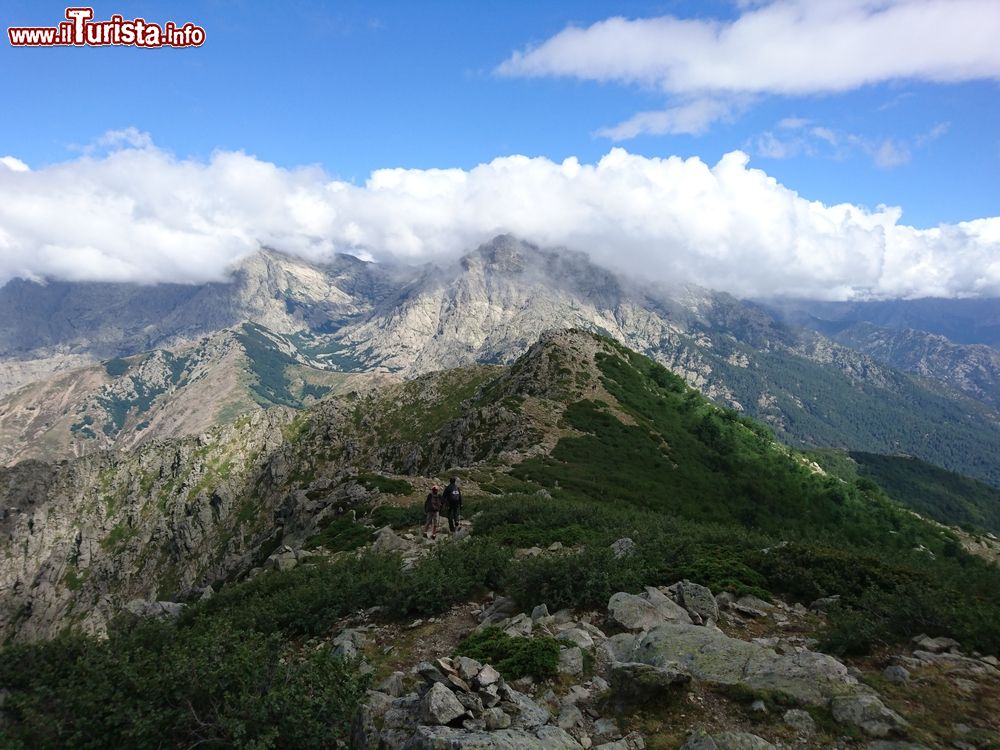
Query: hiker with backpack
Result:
<box><xmin>443</xmin><ymin>477</ymin><xmax>462</xmax><ymax>534</ymax></box>
<box><xmin>423</xmin><ymin>484</ymin><xmax>442</xmax><ymax>539</ymax></box>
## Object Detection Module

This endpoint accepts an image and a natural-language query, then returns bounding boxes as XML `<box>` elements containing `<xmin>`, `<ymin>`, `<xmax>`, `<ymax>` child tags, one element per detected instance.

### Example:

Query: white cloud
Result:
<box><xmin>0</xmin><ymin>156</ymin><xmax>30</xmax><ymax>172</ymax></box>
<box><xmin>0</xmin><ymin>135</ymin><xmax>998</xmax><ymax>300</ymax></box>
<box><xmin>596</xmin><ymin>97</ymin><xmax>742</xmax><ymax>139</ymax></box>
<box><xmin>498</xmin><ymin>0</ymin><xmax>1000</xmax><ymax>138</ymax></box>
<box><xmin>499</xmin><ymin>1</ymin><xmax>1000</xmax><ymax>94</ymax></box>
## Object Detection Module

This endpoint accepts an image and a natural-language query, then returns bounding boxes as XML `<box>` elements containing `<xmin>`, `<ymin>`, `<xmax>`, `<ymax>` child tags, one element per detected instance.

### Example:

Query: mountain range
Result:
<box><xmin>2</xmin><ymin>235</ymin><xmax>999</xmax><ymax>488</ymax></box>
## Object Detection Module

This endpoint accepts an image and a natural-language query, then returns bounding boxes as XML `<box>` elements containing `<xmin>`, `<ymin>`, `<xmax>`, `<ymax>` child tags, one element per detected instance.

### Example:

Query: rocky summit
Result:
<box><xmin>1</xmin><ymin>328</ymin><xmax>998</xmax><ymax>749</ymax></box>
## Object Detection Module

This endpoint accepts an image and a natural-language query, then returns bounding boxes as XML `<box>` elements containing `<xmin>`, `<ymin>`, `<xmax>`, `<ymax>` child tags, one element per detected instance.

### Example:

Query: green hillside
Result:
<box><xmin>809</xmin><ymin>449</ymin><xmax>1000</xmax><ymax>535</ymax></box>
<box><xmin>3</xmin><ymin>331</ymin><xmax>1000</xmax><ymax>748</ymax></box>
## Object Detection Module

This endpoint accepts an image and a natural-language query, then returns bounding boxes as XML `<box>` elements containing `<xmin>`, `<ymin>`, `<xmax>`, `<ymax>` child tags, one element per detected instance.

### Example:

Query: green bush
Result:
<box><xmin>358</xmin><ymin>474</ymin><xmax>413</xmax><ymax>496</ymax></box>
<box><xmin>0</xmin><ymin>620</ymin><xmax>366</xmax><ymax>749</ymax></box>
<box><xmin>455</xmin><ymin>627</ymin><xmax>560</xmax><ymax>681</ymax></box>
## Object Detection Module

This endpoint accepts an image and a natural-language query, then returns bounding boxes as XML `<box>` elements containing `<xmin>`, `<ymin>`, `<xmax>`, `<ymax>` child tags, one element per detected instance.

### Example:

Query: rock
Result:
<box><xmin>266</xmin><ymin>549</ymin><xmax>298</xmax><ymax>571</ymax></box>
<box><xmin>882</xmin><ymin>665</ymin><xmax>910</xmax><ymax>684</ymax></box>
<box><xmin>676</xmin><ymin>580</ymin><xmax>719</xmax><ymax>622</ymax></box>
<box><xmin>124</xmin><ymin>599</ymin><xmax>185</xmax><ymax>620</ymax></box>
<box><xmin>351</xmin><ymin>690</ymin><xmax>396</xmax><ymax>749</ymax></box>
<box><xmin>714</xmin><ymin>592</ymin><xmax>736</xmax><ymax>611</ymax></box>
<box><xmin>548</xmin><ymin>542</ymin><xmax>564</xmax><ymax>551</ymax></box>
<box><xmin>809</xmin><ymin>595</ymin><xmax>841</xmax><ymax>613</ymax></box>
<box><xmin>610</xmin><ymin>661</ymin><xmax>691</xmax><ymax>702</ymax></box>
<box><xmin>593</xmin><ymin>718</ymin><xmax>621</xmax><ymax>739</ymax></box>
<box><xmin>911</xmin><ymin>634</ymin><xmax>961</xmax><ymax>654</ymax></box>
<box><xmin>830</xmin><ymin>692</ymin><xmax>909</xmax><ymax>738</ymax></box>
<box><xmin>501</xmin><ymin>685</ymin><xmax>551</xmax><ymax>730</ymax></box>
<box><xmin>782</xmin><ymin>708</ymin><xmax>815</xmax><ymax>735</ymax></box>
<box><xmin>732</xmin><ymin>595</ymin><xmax>773</xmax><ymax>618</ymax></box>
<box><xmin>480</xmin><ymin>596</ymin><xmax>519</xmax><ymax>625</ymax></box>
<box><xmin>980</xmin><ymin>654</ymin><xmax>999</xmax><ymax>667</ymax></box>
<box><xmin>557</xmin><ymin>703</ymin><xmax>584</xmax><ymax>730</ymax></box>
<box><xmin>608</xmin><ymin>588</ymin><xmax>692</xmax><ymax>631</ymax></box>
<box><xmin>421</xmin><ymin>682</ymin><xmax>466</xmax><ymax>725</ymax></box>
<box><xmin>484</xmin><ymin>706</ymin><xmax>512</xmax><ymax>730</ymax></box>
<box><xmin>417</xmin><ymin>661</ymin><xmax>451</xmax><ymax>686</ymax></box>
<box><xmin>558</xmin><ymin>628</ymin><xmax>595</xmax><ymax>650</ymax></box>
<box><xmin>681</xmin><ymin>730</ymin><xmax>776</xmax><ymax>750</ymax></box>
<box><xmin>457</xmin><ymin>655</ymin><xmax>484</xmax><ymax>682</ymax></box>
<box><xmin>407</xmin><ymin>725</ymin><xmax>584</xmax><ymax>749</ymax></box>
<box><xmin>559</xmin><ymin>646</ymin><xmax>585</xmax><ymax>676</ymax></box>
<box><xmin>475</xmin><ymin>664</ymin><xmax>501</xmax><ymax>687</ymax></box>
<box><xmin>532</xmin><ymin>604</ymin><xmax>551</xmax><ymax>621</ymax></box>
<box><xmin>750</xmin><ymin>699</ymin><xmax>767</xmax><ymax>713</ymax></box>
<box><xmin>372</xmin><ymin>526</ymin><xmax>413</xmax><ymax>554</ymax></box>
<box><xmin>480</xmin><ymin>683</ymin><xmax>501</xmax><ymax>707</ymax></box>
<box><xmin>456</xmin><ymin>690</ymin><xmax>485</xmax><ymax>718</ymax></box>
<box><xmin>377</xmin><ymin>671</ymin><xmax>406</xmax><ymax>697</ymax></box>
<box><xmin>332</xmin><ymin>628</ymin><xmax>367</xmax><ymax>659</ymax></box>
<box><xmin>449</xmin><ymin>673</ymin><xmax>474</xmax><ymax>693</ymax></box>
<box><xmin>628</xmin><ymin>623</ymin><xmax>855</xmax><ymax>706</ymax></box>
<box><xmin>605</xmin><ymin>633</ymin><xmax>639</xmax><ymax>662</ymax></box>
<box><xmin>610</xmin><ymin>538</ymin><xmax>637</xmax><ymax>559</ymax></box>
<box><xmin>865</xmin><ymin>743</ymin><xmax>930</xmax><ymax>750</ymax></box>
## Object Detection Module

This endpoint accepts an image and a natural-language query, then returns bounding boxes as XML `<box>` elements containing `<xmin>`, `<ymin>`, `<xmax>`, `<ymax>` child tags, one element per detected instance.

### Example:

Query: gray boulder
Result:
<box><xmin>421</xmin><ymin>682</ymin><xmax>466</xmax><ymax>725</ymax></box>
<box><xmin>610</xmin><ymin>538</ymin><xmax>637</xmax><ymax>559</ymax></box>
<box><xmin>681</xmin><ymin>730</ymin><xmax>776</xmax><ymax>750</ymax></box>
<box><xmin>484</xmin><ymin>706</ymin><xmax>512</xmax><ymax>730</ymax></box>
<box><xmin>608</xmin><ymin>588</ymin><xmax>692</xmax><ymax>631</ymax></box>
<box><xmin>610</xmin><ymin>661</ymin><xmax>690</xmax><ymax>702</ymax></box>
<box><xmin>782</xmin><ymin>708</ymin><xmax>816</xmax><ymax>736</ymax></box>
<box><xmin>830</xmin><ymin>692</ymin><xmax>908</xmax><ymax>738</ymax></box>
<box><xmin>559</xmin><ymin>646</ymin><xmax>584</xmax><ymax>676</ymax></box>
<box><xmin>407</xmin><ymin>725</ymin><xmax>583</xmax><ymax>749</ymax></box>
<box><xmin>676</xmin><ymin>581</ymin><xmax>719</xmax><ymax>622</ymax></box>
<box><xmin>882</xmin><ymin>665</ymin><xmax>910</xmax><ymax>684</ymax></box>
<box><xmin>377</xmin><ymin>671</ymin><xmax>407</xmax><ymax>697</ymax></box>
<box><xmin>629</xmin><ymin>623</ymin><xmax>857</xmax><ymax>706</ymax></box>
<box><xmin>372</xmin><ymin>526</ymin><xmax>413</xmax><ymax>554</ymax></box>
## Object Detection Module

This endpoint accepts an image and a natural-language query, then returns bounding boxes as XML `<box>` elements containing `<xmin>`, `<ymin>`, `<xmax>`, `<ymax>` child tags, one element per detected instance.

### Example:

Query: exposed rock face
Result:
<box><xmin>681</xmin><ymin>730</ymin><xmax>776</xmax><ymax>750</ymax></box>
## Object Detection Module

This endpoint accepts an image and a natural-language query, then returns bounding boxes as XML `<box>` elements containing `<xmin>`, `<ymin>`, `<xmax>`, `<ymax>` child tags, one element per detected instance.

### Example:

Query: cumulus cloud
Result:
<box><xmin>498</xmin><ymin>0</ymin><xmax>1000</xmax><ymax>137</ymax></box>
<box><xmin>0</xmin><ymin>134</ymin><xmax>998</xmax><ymax>300</ymax></box>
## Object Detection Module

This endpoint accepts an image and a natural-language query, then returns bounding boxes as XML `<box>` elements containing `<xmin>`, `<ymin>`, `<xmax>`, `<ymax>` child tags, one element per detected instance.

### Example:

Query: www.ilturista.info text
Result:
<box><xmin>8</xmin><ymin>7</ymin><xmax>205</xmax><ymax>48</ymax></box>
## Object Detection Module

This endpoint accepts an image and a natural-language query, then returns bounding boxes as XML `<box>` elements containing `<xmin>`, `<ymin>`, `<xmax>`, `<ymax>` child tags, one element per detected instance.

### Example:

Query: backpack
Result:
<box><xmin>425</xmin><ymin>493</ymin><xmax>442</xmax><ymax>513</ymax></box>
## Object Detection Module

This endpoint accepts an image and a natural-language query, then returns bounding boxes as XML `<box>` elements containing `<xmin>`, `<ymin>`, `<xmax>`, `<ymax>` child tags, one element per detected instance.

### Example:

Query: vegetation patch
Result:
<box><xmin>455</xmin><ymin>627</ymin><xmax>560</xmax><ymax>681</ymax></box>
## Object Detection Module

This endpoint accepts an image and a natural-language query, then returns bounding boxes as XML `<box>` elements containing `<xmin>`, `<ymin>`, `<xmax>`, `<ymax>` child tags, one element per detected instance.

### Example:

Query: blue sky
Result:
<box><xmin>1</xmin><ymin>1</ymin><xmax>998</xmax><ymax>299</ymax></box>
<box><xmin>3</xmin><ymin>0</ymin><xmax>997</xmax><ymax>226</ymax></box>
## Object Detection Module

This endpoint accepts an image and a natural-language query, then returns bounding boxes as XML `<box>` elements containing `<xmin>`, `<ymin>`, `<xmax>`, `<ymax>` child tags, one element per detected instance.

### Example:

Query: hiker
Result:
<box><xmin>423</xmin><ymin>484</ymin><xmax>442</xmax><ymax>538</ymax></box>
<box><xmin>443</xmin><ymin>476</ymin><xmax>462</xmax><ymax>534</ymax></box>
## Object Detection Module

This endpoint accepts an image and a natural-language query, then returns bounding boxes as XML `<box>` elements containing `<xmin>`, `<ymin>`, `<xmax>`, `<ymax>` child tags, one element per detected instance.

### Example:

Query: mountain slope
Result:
<box><xmin>828</xmin><ymin>321</ymin><xmax>1000</xmax><ymax>410</ymax></box>
<box><xmin>2</xmin><ymin>329</ymin><xmax>996</xmax><ymax>644</ymax></box>
<box><xmin>0</xmin><ymin>323</ymin><xmax>389</xmax><ymax>466</ymax></box>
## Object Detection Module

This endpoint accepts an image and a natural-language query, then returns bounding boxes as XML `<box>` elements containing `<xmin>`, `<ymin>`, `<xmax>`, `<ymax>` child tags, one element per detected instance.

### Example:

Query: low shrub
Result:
<box><xmin>455</xmin><ymin>627</ymin><xmax>560</xmax><ymax>681</ymax></box>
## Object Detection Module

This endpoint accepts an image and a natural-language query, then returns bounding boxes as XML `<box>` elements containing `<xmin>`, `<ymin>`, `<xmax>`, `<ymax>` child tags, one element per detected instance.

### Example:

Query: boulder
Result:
<box><xmin>610</xmin><ymin>538</ymin><xmax>637</xmax><ymax>559</ymax></box>
<box><xmin>377</xmin><ymin>671</ymin><xmax>406</xmax><ymax>697</ymax></box>
<box><xmin>484</xmin><ymin>706</ymin><xmax>512</xmax><ymax>730</ymax></box>
<box><xmin>629</xmin><ymin>623</ymin><xmax>855</xmax><ymax>706</ymax></box>
<box><xmin>911</xmin><ymin>634</ymin><xmax>961</xmax><ymax>654</ymax></box>
<box><xmin>610</xmin><ymin>661</ymin><xmax>690</xmax><ymax>702</ymax></box>
<box><xmin>559</xmin><ymin>647</ymin><xmax>584</xmax><ymax>676</ymax></box>
<box><xmin>830</xmin><ymin>693</ymin><xmax>908</xmax><ymax>738</ymax></box>
<box><xmin>475</xmin><ymin>664</ymin><xmax>502</xmax><ymax>688</ymax></box>
<box><xmin>676</xmin><ymin>581</ymin><xmax>719</xmax><ymax>622</ymax></box>
<box><xmin>681</xmin><ymin>730</ymin><xmax>776</xmax><ymax>750</ymax></box>
<box><xmin>372</xmin><ymin>526</ymin><xmax>413</xmax><ymax>554</ymax></box>
<box><xmin>732</xmin><ymin>595</ymin><xmax>773</xmax><ymax>618</ymax></box>
<box><xmin>421</xmin><ymin>682</ymin><xmax>466</xmax><ymax>725</ymax></box>
<box><xmin>608</xmin><ymin>588</ymin><xmax>692</xmax><ymax>631</ymax></box>
<box><xmin>809</xmin><ymin>595</ymin><xmax>841</xmax><ymax>613</ymax></box>
<box><xmin>532</xmin><ymin>604</ymin><xmax>551</xmax><ymax>621</ymax></box>
<box><xmin>457</xmin><ymin>655</ymin><xmax>484</xmax><ymax>683</ymax></box>
<box><xmin>782</xmin><ymin>708</ymin><xmax>815</xmax><ymax>736</ymax></box>
<box><xmin>407</xmin><ymin>725</ymin><xmax>583</xmax><ymax>749</ymax></box>
<box><xmin>882</xmin><ymin>665</ymin><xmax>910</xmax><ymax>684</ymax></box>
<box><xmin>417</xmin><ymin>661</ymin><xmax>451</xmax><ymax>686</ymax></box>
<box><xmin>557</xmin><ymin>703</ymin><xmax>584</xmax><ymax>730</ymax></box>
<box><xmin>332</xmin><ymin>628</ymin><xmax>367</xmax><ymax>659</ymax></box>
<box><xmin>558</xmin><ymin>628</ymin><xmax>595</xmax><ymax>651</ymax></box>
